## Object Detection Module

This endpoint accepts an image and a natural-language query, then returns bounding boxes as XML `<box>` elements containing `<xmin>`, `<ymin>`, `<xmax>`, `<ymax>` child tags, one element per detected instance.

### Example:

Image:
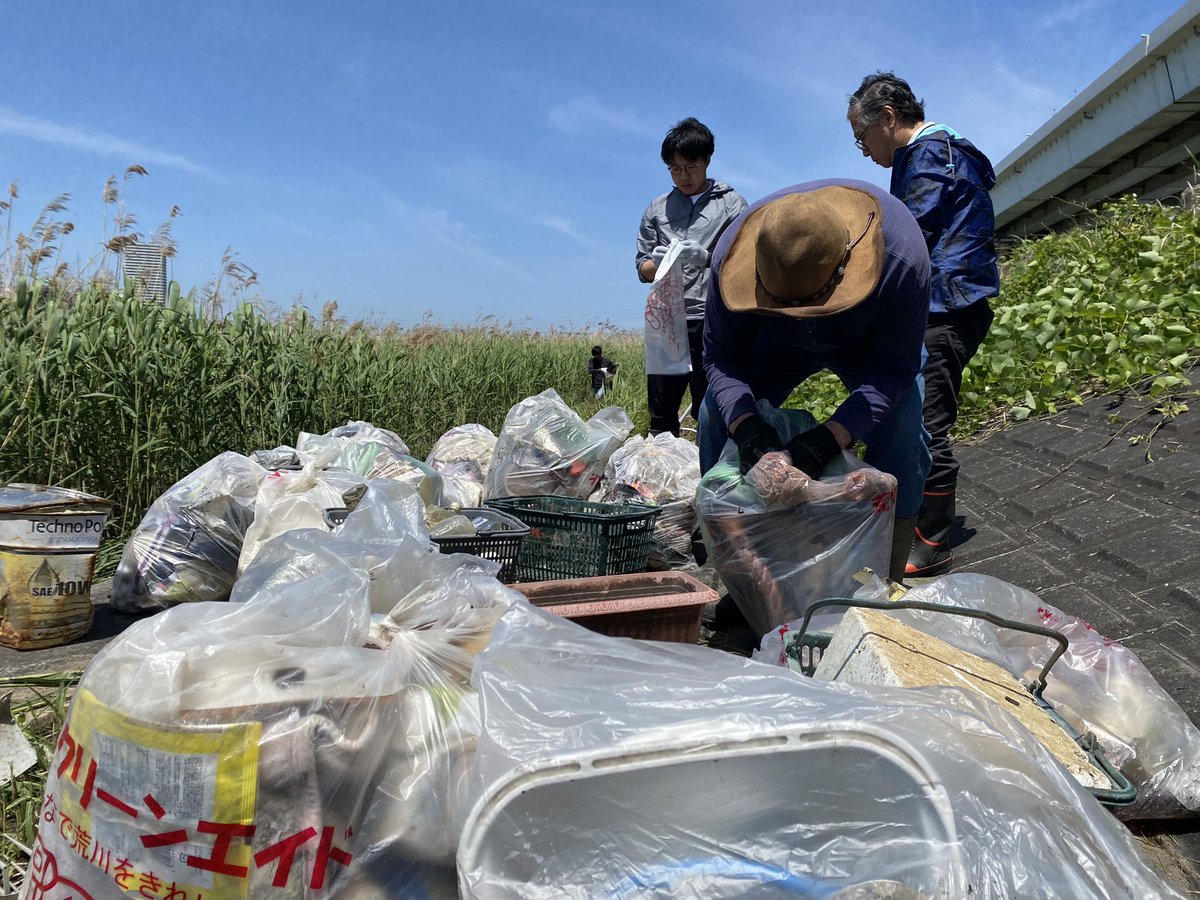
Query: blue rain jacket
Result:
<box><xmin>890</xmin><ymin>126</ymin><xmax>999</xmax><ymax>315</ymax></box>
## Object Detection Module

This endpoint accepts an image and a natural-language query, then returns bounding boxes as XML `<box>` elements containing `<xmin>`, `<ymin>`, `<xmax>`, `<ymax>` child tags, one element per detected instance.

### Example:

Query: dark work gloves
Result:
<box><xmin>784</xmin><ymin>425</ymin><xmax>842</xmax><ymax>478</ymax></box>
<box><xmin>733</xmin><ymin>415</ymin><xmax>782</xmax><ymax>475</ymax></box>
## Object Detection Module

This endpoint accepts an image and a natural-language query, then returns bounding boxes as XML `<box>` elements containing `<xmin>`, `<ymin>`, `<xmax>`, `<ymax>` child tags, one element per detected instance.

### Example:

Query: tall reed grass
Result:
<box><xmin>0</xmin><ymin>278</ymin><xmax>646</xmax><ymax>563</ymax></box>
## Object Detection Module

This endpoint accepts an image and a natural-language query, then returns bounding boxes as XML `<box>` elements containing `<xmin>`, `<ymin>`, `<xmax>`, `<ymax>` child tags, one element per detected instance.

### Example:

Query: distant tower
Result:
<box><xmin>120</xmin><ymin>241</ymin><xmax>168</xmax><ymax>304</ymax></box>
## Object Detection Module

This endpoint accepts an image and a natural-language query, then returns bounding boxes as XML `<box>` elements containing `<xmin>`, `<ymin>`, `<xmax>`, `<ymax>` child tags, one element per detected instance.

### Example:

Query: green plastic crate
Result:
<box><xmin>485</xmin><ymin>496</ymin><xmax>660</xmax><ymax>582</ymax></box>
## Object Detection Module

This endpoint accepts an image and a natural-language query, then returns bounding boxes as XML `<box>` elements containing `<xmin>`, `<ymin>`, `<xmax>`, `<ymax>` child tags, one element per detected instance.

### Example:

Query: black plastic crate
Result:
<box><xmin>430</xmin><ymin>507</ymin><xmax>530</xmax><ymax>584</ymax></box>
<box><xmin>485</xmin><ymin>495</ymin><xmax>660</xmax><ymax>582</ymax></box>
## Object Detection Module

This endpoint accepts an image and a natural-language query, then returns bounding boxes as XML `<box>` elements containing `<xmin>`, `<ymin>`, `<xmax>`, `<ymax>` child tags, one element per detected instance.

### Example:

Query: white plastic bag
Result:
<box><xmin>237</xmin><ymin>462</ymin><xmax>370</xmax><ymax>574</ymax></box>
<box><xmin>644</xmin><ymin>244</ymin><xmax>691</xmax><ymax>376</ymax></box>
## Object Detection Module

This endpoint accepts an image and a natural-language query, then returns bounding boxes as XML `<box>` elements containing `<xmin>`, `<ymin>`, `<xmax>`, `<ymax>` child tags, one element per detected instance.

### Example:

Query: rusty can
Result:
<box><xmin>0</xmin><ymin>484</ymin><xmax>113</xmax><ymax>649</ymax></box>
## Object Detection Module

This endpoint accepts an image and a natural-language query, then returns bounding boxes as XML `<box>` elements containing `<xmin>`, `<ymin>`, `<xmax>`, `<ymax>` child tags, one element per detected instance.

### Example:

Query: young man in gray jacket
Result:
<box><xmin>636</xmin><ymin>117</ymin><xmax>747</xmax><ymax>436</ymax></box>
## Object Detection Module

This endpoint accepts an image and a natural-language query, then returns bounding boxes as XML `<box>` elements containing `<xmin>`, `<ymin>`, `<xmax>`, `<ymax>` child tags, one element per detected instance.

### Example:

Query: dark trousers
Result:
<box><xmin>647</xmin><ymin>318</ymin><xmax>707</xmax><ymax>435</ymax></box>
<box><xmin>923</xmin><ymin>300</ymin><xmax>995</xmax><ymax>493</ymax></box>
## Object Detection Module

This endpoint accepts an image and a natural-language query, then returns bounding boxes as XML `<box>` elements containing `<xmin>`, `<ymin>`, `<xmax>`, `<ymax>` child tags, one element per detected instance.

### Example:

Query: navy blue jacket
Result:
<box><xmin>890</xmin><ymin>128</ymin><xmax>998</xmax><ymax>315</ymax></box>
<box><xmin>704</xmin><ymin>179</ymin><xmax>930</xmax><ymax>442</ymax></box>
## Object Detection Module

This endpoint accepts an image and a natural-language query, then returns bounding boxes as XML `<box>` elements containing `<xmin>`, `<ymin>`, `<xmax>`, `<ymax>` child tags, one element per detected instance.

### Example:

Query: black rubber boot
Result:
<box><xmin>906</xmin><ymin>491</ymin><xmax>955</xmax><ymax>578</ymax></box>
<box><xmin>890</xmin><ymin>517</ymin><xmax>917</xmax><ymax>584</ymax></box>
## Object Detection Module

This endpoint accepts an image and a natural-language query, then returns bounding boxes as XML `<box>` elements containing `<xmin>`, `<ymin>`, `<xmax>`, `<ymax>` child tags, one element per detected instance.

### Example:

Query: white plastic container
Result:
<box><xmin>458</xmin><ymin>722</ymin><xmax>963</xmax><ymax>898</ymax></box>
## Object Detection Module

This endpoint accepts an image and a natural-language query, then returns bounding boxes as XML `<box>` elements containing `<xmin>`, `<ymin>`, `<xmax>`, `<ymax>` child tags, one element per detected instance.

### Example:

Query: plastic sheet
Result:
<box><xmin>602</xmin><ymin>432</ymin><xmax>702</xmax><ymax>567</ymax></box>
<box><xmin>834</xmin><ymin>573</ymin><xmax>1200</xmax><ymax>821</ymax></box>
<box><xmin>112</xmin><ymin>452</ymin><xmax>267</xmax><ymax>611</ymax></box>
<box><xmin>483</xmin><ymin>389</ymin><xmax>632</xmax><ymax>500</ymax></box>
<box><xmin>32</xmin><ymin>487</ymin><xmax>518</xmax><ymax>899</ymax></box>
<box><xmin>458</xmin><ymin>602</ymin><xmax>1181</xmax><ymax>899</ymax></box>
<box><xmin>697</xmin><ymin>403</ymin><xmax>897</xmax><ymax>637</ymax></box>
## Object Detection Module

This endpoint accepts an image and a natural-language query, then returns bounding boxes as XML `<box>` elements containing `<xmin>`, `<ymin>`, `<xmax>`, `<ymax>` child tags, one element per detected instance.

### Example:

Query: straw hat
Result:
<box><xmin>719</xmin><ymin>186</ymin><xmax>884</xmax><ymax>317</ymax></box>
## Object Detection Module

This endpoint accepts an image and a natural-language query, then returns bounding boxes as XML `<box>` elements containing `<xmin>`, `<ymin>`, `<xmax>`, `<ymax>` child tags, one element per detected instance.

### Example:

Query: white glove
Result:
<box><xmin>650</xmin><ymin>245</ymin><xmax>669</xmax><ymax>264</ymax></box>
<box><xmin>675</xmin><ymin>239</ymin><xmax>709</xmax><ymax>266</ymax></box>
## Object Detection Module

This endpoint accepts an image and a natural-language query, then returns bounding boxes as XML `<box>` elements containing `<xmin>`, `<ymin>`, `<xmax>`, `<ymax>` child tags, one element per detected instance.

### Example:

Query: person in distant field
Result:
<box><xmin>636</xmin><ymin>117</ymin><xmax>747</xmax><ymax>436</ymax></box>
<box><xmin>700</xmin><ymin>179</ymin><xmax>932</xmax><ymax>584</ymax></box>
<box><xmin>848</xmin><ymin>71</ymin><xmax>999</xmax><ymax>578</ymax></box>
<box><xmin>588</xmin><ymin>345</ymin><xmax>617</xmax><ymax>399</ymax></box>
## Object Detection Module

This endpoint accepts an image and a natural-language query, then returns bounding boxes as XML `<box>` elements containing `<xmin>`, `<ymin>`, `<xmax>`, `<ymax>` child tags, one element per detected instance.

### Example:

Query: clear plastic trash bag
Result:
<box><xmin>484</xmin><ymin>389</ymin><xmax>632</xmax><ymax>500</ymax></box>
<box><xmin>602</xmin><ymin>432</ymin><xmax>702</xmax><ymax>565</ymax></box>
<box><xmin>835</xmin><ymin>572</ymin><xmax>1200</xmax><ymax>821</ymax></box>
<box><xmin>428</xmin><ymin>425</ymin><xmax>499</xmax><ymax>510</ymax></box>
<box><xmin>697</xmin><ymin>403</ymin><xmax>897</xmax><ymax>637</ymax></box>
<box><xmin>32</xmin><ymin>487</ymin><xmax>517</xmax><ymax>900</ymax></box>
<box><xmin>457</xmin><ymin>601</ymin><xmax>1181</xmax><ymax>899</ymax></box>
<box><xmin>111</xmin><ymin>451</ymin><xmax>268</xmax><ymax>611</ymax></box>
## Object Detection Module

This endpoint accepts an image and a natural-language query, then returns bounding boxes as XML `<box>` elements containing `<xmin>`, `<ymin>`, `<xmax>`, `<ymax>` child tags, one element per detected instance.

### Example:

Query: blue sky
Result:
<box><xmin>0</xmin><ymin>0</ymin><xmax>1186</xmax><ymax>331</ymax></box>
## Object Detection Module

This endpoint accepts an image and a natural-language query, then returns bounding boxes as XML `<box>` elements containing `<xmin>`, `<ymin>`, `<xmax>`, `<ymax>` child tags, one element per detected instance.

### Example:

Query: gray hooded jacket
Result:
<box><xmin>636</xmin><ymin>180</ymin><xmax>747</xmax><ymax>319</ymax></box>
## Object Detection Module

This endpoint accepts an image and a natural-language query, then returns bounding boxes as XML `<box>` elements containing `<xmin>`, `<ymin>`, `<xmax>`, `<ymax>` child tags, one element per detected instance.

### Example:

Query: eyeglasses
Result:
<box><xmin>853</xmin><ymin>122</ymin><xmax>871</xmax><ymax>152</ymax></box>
<box><xmin>667</xmin><ymin>161</ymin><xmax>702</xmax><ymax>176</ymax></box>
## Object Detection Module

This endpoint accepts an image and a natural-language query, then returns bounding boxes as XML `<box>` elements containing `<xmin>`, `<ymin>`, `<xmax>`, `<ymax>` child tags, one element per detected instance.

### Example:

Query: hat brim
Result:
<box><xmin>720</xmin><ymin>186</ymin><xmax>885</xmax><ymax>318</ymax></box>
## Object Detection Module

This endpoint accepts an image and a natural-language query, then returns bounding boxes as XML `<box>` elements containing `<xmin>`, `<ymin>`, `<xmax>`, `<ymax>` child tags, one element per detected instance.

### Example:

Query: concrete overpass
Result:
<box><xmin>993</xmin><ymin>0</ymin><xmax>1200</xmax><ymax>237</ymax></box>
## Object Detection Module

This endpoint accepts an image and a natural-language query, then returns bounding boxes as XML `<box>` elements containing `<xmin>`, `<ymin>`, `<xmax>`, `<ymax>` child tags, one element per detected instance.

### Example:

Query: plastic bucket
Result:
<box><xmin>0</xmin><ymin>484</ymin><xmax>113</xmax><ymax>649</ymax></box>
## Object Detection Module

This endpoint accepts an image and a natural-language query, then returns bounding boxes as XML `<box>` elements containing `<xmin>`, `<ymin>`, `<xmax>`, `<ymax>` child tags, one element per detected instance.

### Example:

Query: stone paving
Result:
<box><xmin>949</xmin><ymin>381</ymin><xmax>1200</xmax><ymax>892</ymax></box>
<box><xmin>952</xmin><ymin>384</ymin><xmax>1200</xmax><ymax>726</ymax></box>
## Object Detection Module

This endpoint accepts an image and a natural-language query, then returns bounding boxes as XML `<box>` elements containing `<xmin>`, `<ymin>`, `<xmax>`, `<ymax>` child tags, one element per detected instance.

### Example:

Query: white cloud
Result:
<box><xmin>0</xmin><ymin>107</ymin><xmax>214</xmax><ymax>177</ymax></box>
<box><xmin>547</xmin><ymin>95</ymin><xmax>656</xmax><ymax>138</ymax></box>
<box><xmin>539</xmin><ymin>215</ymin><xmax>596</xmax><ymax>248</ymax></box>
<box><xmin>1032</xmin><ymin>0</ymin><xmax>1104</xmax><ymax>31</ymax></box>
<box><xmin>383</xmin><ymin>194</ymin><xmax>537</xmax><ymax>283</ymax></box>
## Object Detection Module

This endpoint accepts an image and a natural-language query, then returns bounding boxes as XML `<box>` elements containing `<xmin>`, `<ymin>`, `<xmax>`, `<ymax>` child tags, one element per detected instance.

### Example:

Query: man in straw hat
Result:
<box><xmin>700</xmin><ymin>178</ymin><xmax>932</xmax><ymax>582</ymax></box>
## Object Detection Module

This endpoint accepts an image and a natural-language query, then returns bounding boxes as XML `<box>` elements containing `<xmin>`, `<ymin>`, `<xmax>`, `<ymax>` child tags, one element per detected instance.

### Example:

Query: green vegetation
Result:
<box><xmin>0</xmin><ymin>283</ymin><xmax>645</xmax><ymax>570</ymax></box>
<box><xmin>0</xmin><ymin>673</ymin><xmax>80</xmax><ymax>886</ymax></box>
<box><xmin>962</xmin><ymin>195</ymin><xmax>1199</xmax><ymax>431</ymax></box>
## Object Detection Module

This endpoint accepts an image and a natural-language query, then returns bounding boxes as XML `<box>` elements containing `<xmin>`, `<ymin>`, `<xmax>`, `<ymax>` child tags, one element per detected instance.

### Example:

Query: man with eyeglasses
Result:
<box><xmin>848</xmin><ymin>71</ymin><xmax>998</xmax><ymax>578</ymax></box>
<box><xmin>636</xmin><ymin>117</ymin><xmax>747</xmax><ymax>437</ymax></box>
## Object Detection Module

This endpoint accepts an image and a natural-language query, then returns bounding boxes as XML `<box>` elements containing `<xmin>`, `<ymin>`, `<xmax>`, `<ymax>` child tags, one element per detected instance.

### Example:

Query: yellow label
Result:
<box><xmin>45</xmin><ymin>687</ymin><xmax>261</xmax><ymax>899</ymax></box>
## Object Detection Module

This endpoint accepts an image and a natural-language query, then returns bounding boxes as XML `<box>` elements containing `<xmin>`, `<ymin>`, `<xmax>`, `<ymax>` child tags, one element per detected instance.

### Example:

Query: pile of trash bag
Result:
<box><xmin>37</xmin><ymin>385</ymin><xmax>1198</xmax><ymax>897</ymax></box>
<box><xmin>697</xmin><ymin>402</ymin><xmax>897</xmax><ymax>637</ymax></box>
<box><xmin>36</xmin><ymin>486</ymin><xmax>517</xmax><ymax>899</ymax></box>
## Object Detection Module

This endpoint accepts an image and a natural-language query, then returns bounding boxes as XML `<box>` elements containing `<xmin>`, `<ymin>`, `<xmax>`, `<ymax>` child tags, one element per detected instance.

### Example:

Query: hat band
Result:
<box><xmin>753</xmin><ymin>209</ymin><xmax>876</xmax><ymax>308</ymax></box>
